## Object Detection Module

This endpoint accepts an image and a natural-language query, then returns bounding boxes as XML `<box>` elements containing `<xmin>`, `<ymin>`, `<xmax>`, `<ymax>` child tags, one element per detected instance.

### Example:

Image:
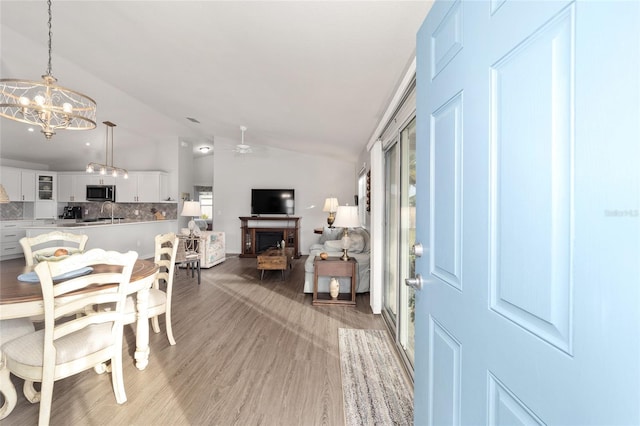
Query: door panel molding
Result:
<box><xmin>487</xmin><ymin>373</ymin><xmax>544</xmax><ymax>425</ymax></box>
<box><xmin>431</xmin><ymin>91</ymin><xmax>463</xmax><ymax>291</ymax></box>
<box><xmin>428</xmin><ymin>316</ymin><xmax>461</xmax><ymax>425</ymax></box>
<box><xmin>431</xmin><ymin>0</ymin><xmax>463</xmax><ymax>79</ymax></box>
<box><xmin>489</xmin><ymin>4</ymin><xmax>575</xmax><ymax>354</ymax></box>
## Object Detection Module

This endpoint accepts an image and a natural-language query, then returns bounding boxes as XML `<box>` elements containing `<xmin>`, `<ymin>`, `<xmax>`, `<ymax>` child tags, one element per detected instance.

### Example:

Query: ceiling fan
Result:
<box><xmin>233</xmin><ymin>126</ymin><xmax>253</xmax><ymax>154</ymax></box>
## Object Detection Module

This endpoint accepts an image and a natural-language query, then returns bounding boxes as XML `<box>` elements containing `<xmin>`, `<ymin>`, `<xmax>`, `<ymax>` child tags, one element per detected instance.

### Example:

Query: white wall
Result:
<box><xmin>214</xmin><ymin>146</ymin><xmax>356</xmax><ymax>255</ymax></box>
<box><xmin>194</xmin><ymin>155</ymin><xmax>214</xmax><ymax>187</ymax></box>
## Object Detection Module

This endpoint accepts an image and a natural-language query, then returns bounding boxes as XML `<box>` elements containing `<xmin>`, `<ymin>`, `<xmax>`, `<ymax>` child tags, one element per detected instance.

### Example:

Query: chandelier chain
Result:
<box><xmin>46</xmin><ymin>0</ymin><xmax>53</xmax><ymax>77</ymax></box>
<box><xmin>0</xmin><ymin>0</ymin><xmax>97</xmax><ymax>138</ymax></box>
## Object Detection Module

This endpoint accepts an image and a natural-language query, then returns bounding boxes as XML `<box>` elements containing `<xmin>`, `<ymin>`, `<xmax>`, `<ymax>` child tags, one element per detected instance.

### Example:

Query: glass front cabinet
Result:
<box><xmin>35</xmin><ymin>173</ymin><xmax>57</xmax><ymax>219</ymax></box>
<box><xmin>37</xmin><ymin>174</ymin><xmax>55</xmax><ymax>201</ymax></box>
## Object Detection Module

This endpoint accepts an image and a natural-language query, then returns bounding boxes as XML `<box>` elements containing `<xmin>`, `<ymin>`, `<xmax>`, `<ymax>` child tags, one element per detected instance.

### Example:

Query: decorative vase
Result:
<box><xmin>329</xmin><ymin>277</ymin><xmax>340</xmax><ymax>300</ymax></box>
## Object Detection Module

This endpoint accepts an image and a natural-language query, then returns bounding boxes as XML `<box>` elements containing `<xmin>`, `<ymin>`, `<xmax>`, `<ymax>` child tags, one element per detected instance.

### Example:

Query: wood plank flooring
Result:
<box><xmin>2</xmin><ymin>255</ymin><xmax>387</xmax><ymax>425</ymax></box>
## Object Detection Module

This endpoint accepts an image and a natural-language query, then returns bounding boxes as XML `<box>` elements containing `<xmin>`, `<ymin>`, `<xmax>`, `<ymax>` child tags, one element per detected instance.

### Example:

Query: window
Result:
<box><xmin>198</xmin><ymin>190</ymin><xmax>212</xmax><ymax>219</ymax></box>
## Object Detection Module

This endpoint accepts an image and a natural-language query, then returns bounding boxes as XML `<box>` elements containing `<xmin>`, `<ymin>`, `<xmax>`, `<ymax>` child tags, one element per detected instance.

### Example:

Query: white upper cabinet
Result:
<box><xmin>36</xmin><ymin>173</ymin><xmax>56</xmax><ymax>202</ymax></box>
<box><xmin>34</xmin><ymin>172</ymin><xmax>57</xmax><ymax>219</ymax></box>
<box><xmin>0</xmin><ymin>167</ymin><xmax>35</xmax><ymax>202</ymax></box>
<box><xmin>116</xmin><ymin>172</ymin><xmax>167</xmax><ymax>202</ymax></box>
<box><xmin>55</xmin><ymin>171</ymin><xmax>167</xmax><ymax>204</ymax></box>
<box><xmin>84</xmin><ymin>175</ymin><xmax>116</xmax><ymax>186</ymax></box>
<box><xmin>57</xmin><ymin>173</ymin><xmax>76</xmax><ymax>202</ymax></box>
<box><xmin>22</xmin><ymin>170</ymin><xmax>36</xmax><ymax>201</ymax></box>
<box><xmin>0</xmin><ymin>167</ymin><xmax>21</xmax><ymax>201</ymax></box>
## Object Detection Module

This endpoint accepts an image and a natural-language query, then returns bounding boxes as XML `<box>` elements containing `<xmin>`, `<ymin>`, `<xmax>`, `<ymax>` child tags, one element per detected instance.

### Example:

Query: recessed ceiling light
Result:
<box><xmin>28</xmin><ymin>128</ymin><xmax>34</xmax><ymax>132</ymax></box>
<box><xmin>199</xmin><ymin>146</ymin><xmax>211</xmax><ymax>153</ymax></box>
<box><xmin>85</xmin><ymin>142</ymin><xmax>90</xmax><ymax>146</ymax></box>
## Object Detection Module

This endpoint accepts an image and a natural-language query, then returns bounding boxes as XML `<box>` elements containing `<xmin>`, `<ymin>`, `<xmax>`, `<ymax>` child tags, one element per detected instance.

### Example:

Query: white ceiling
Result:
<box><xmin>0</xmin><ymin>1</ymin><xmax>432</xmax><ymax>170</ymax></box>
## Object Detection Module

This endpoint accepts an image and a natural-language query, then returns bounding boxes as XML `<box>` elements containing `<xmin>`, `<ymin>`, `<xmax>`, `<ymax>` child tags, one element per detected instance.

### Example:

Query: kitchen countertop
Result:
<box><xmin>24</xmin><ymin>219</ymin><xmax>176</xmax><ymax>228</ymax></box>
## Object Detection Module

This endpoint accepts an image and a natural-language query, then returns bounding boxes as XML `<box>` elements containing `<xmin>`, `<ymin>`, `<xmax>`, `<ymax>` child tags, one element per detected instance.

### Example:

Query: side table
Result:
<box><xmin>312</xmin><ymin>256</ymin><xmax>356</xmax><ymax>306</ymax></box>
<box><xmin>176</xmin><ymin>234</ymin><xmax>201</xmax><ymax>285</ymax></box>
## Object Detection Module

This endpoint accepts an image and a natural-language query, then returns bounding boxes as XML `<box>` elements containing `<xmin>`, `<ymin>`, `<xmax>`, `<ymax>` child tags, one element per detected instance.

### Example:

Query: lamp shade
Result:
<box><xmin>322</xmin><ymin>197</ymin><xmax>339</xmax><ymax>213</ymax></box>
<box><xmin>0</xmin><ymin>184</ymin><xmax>9</xmax><ymax>203</ymax></box>
<box><xmin>332</xmin><ymin>205</ymin><xmax>360</xmax><ymax>228</ymax></box>
<box><xmin>181</xmin><ymin>201</ymin><xmax>201</xmax><ymax>217</ymax></box>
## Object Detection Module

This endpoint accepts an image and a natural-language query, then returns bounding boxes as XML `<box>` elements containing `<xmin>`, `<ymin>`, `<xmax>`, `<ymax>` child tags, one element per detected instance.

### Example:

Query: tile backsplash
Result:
<box><xmin>0</xmin><ymin>202</ymin><xmax>177</xmax><ymax>221</ymax></box>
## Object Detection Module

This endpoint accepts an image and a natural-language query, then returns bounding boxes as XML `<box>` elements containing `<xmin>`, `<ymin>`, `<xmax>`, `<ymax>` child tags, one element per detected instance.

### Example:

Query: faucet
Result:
<box><xmin>101</xmin><ymin>201</ymin><xmax>115</xmax><ymax>224</ymax></box>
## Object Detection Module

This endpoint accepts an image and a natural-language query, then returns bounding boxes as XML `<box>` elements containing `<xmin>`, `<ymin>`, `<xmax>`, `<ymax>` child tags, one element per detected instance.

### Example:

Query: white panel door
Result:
<box><xmin>414</xmin><ymin>1</ymin><xmax>640</xmax><ymax>424</ymax></box>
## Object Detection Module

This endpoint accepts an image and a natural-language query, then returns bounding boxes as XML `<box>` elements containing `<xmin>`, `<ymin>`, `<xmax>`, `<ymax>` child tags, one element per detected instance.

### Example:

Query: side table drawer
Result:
<box><xmin>315</xmin><ymin>259</ymin><xmax>354</xmax><ymax>276</ymax></box>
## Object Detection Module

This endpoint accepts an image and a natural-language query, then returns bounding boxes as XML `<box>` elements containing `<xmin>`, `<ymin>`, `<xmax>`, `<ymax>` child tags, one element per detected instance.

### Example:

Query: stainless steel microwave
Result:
<box><xmin>86</xmin><ymin>185</ymin><xmax>116</xmax><ymax>202</ymax></box>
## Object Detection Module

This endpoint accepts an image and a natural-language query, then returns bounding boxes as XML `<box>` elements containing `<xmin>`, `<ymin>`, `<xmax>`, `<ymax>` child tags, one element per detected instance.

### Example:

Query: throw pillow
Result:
<box><xmin>319</xmin><ymin>226</ymin><xmax>344</xmax><ymax>244</ymax></box>
<box><xmin>324</xmin><ymin>240</ymin><xmax>344</xmax><ymax>251</ymax></box>
<box><xmin>348</xmin><ymin>233</ymin><xmax>365</xmax><ymax>253</ymax></box>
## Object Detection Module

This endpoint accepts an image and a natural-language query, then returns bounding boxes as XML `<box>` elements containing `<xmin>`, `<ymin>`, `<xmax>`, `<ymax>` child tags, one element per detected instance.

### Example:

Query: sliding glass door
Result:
<box><xmin>382</xmin><ymin>116</ymin><xmax>417</xmax><ymax>373</ymax></box>
<box><xmin>384</xmin><ymin>141</ymin><xmax>400</xmax><ymax>327</ymax></box>
<box><xmin>399</xmin><ymin>117</ymin><xmax>416</xmax><ymax>366</ymax></box>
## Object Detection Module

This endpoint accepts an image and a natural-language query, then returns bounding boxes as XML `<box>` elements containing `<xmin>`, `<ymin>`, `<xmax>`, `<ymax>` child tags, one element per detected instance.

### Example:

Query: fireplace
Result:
<box><xmin>256</xmin><ymin>231</ymin><xmax>284</xmax><ymax>253</ymax></box>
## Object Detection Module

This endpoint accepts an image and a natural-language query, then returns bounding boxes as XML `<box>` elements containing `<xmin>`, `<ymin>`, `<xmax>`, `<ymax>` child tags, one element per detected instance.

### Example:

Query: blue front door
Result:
<box><xmin>413</xmin><ymin>1</ymin><xmax>640</xmax><ymax>424</ymax></box>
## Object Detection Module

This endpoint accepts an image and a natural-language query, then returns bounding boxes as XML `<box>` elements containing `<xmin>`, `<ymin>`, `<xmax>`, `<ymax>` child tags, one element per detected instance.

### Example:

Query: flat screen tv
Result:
<box><xmin>251</xmin><ymin>189</ymin><xmax>295</xmax><ymax>215</ymax></box>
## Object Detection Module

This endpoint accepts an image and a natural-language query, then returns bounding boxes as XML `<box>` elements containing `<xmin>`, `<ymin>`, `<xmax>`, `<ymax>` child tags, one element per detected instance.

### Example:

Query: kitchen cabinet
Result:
<box><xmin>34</xmin><ymin>201</ymin><xmax>57</xmax><ymax>219</ymax></box>
<box><xmin>22</xmin><ymin>170</ymin><xmax>36</xmax><ymax>201</ymax></box>
<box><xmin>0</xmin><ymin>220</ymin><xmax>26</xmax><ymax>259</ymax></box>
<box><xmin>36</xmin><ymin>173</ymin><xmax>56</xmax><ymax>201</ymax></box>
<box><xmin>116</xmin><ymin>172</ymin><xmax>167</xmax><ymax>202</ymax></box>
<box><xmin>35</xmin><ymin>173</ymin><xmax>57</xmax><ymax>219</ymax></box>
<box><xmin>0</xmin><ymin>220</ymin><xmax>47</xmax><ymax>260</ymax></box>
<box><xmin>57</xmin><ymin>173</ymin><xmax>77</xmax><ymax>202</ymax></box>
<box><xmin>0</xmin><ymin>168</ymin><xmax>20</xmax><ymax>201</ymax></box>
<box><xmin>0</xmin><ymin>168</ymin><xmax>35</xmax><ymax>202</ymax></box>
<box><xmin>58</xmin><ymin>173</ymin><xmax>115</xmax><ymax>202</ymax></box>
<box><xmin>84</xmin><ymin>175</ymin><xmax>115</xmax><ymax>186</ymax></box>
<box><xmin>55</xmin><ymin>171</ymin><xmax>167</xmax><ymax>203</ymax></box>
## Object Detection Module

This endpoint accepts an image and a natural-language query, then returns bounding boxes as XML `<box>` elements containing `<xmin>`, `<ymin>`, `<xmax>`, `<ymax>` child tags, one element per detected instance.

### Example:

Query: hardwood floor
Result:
<box><xmin>3</xmin><ymin>255</ymin><xmax>387</xmax><ymax>425</ymax></box>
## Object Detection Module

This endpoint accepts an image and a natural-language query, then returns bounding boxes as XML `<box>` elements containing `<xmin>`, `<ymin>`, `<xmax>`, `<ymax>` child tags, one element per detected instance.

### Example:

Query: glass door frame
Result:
<box><xmin>381</xmin><ymin>112</ymin><xmax>417</xmax><ymax>380</ymax></box>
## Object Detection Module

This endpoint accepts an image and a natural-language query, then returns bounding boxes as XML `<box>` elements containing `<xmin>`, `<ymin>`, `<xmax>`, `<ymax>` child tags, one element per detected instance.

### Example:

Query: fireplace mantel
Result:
<box><xmin>239</xmin><ymin>216</ymin><xmax>301</xmax><ymax>258</ymax></box>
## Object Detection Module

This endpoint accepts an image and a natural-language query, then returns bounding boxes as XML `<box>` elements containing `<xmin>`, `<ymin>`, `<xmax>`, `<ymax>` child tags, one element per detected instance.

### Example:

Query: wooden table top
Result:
<box><xmin>0</xmin><ymin>258</ymin><xmax>158</xmax><ymax>305</ymax></box>
<box><xmin>258</xmin><ymin>247</ymin><xmax>295</xmax><ymax>258</ymax></box>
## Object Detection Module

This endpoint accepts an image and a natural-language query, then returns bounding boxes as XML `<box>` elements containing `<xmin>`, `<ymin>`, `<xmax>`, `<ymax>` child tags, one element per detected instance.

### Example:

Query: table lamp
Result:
<box><xmin>332</xmin><ymin>205</ymin><xmax>361</xmax><ymax>261</ymax></box>
<box><xmin>322</xmin><ymin>197</ymin><xmax>339</xmax><ymax>227</ymax></box>
<box><xmin>181</xmin><ymin>201</ymin><xmax>202</xmax><ymax>237</ymax></box>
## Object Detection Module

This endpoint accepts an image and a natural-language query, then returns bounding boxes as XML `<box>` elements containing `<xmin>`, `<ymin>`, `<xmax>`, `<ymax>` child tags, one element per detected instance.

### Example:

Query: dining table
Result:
<box><xmin>0</xmin><ymin>258</ymin><xmax>158</xmax><ymax>418</ymax></box>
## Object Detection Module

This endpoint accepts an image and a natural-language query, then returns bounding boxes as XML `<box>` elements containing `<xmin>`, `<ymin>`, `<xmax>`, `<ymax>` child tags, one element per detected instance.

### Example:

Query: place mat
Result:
<box><xmin>18</xmin><ymin>267</ymin><xmax>94</xmax><ymax>283</ymax></box>
<box><xmin>338</xmin><ymin>328</ymin><xmax>413</xmax><ymax>426</ymax></box>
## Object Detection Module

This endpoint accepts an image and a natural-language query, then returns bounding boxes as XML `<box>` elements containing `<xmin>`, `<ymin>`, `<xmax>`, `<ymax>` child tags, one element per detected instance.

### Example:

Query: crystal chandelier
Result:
<box><xmin>0</xmin><ymin>0</ymin><xmax>96</xmax><ymax>140</ymax></box>
<box><xmin>86</xmin><ymin>121</ymin><xmax>128</xmax><ymax>178</ymax></box>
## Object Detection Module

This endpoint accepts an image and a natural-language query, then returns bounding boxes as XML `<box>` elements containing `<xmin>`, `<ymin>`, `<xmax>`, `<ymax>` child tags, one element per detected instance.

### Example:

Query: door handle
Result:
<box><xmin>411</xmin><ymin>242</ymin><xmax>424</xmax><ymax>258</ymax></box>
<box><xmin>405</xmin><ymin>274</ymin><xmax>423</xmax><ymax>290</ymax></box>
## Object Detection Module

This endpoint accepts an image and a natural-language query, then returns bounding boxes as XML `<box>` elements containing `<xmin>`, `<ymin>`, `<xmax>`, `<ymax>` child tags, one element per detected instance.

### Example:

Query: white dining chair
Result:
<box><xmin>0</xmin><ymin>249</ymin><xmax>138</xmax><ymax>426</ymax></box>
<box><xmin>20</xmin><ymin>231</ymin><xmax>89</xmax><ymax>266</ymax></box>
<box><xmin>0</xmin><ymin>318</ymin><xmax>35</xmax><ymax>420</ymax></box>
<box><xmin>105</xmin><ymin>233</ymin><xmax>178</xmax><ymax>346</ymax></box>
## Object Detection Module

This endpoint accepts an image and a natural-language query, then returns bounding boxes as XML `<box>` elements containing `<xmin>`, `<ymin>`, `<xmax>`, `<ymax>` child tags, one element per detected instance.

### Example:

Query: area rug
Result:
<box><xmin>338</xmin><ymin>328</ymin><xmax>413</xmax><ymax>426</ymax></box>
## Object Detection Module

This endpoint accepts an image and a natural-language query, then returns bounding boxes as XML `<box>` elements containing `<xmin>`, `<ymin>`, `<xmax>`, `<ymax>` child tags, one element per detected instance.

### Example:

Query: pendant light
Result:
<box><xmin>0</xmin><ymin>0</ymin><xmax>97</xmax><ymax>139</ymax></box>
<box><xmin>86</xmin><ymin>121</ymin><xmax>128</xmax><ymax>179</ymax></box>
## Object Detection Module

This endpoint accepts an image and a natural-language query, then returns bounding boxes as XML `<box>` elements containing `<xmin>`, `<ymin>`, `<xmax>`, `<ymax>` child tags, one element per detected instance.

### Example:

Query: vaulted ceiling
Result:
<box><xmin>0</xmin><ymin>1</ymin><xmax>432</xmax><ymax>170</ymax></box>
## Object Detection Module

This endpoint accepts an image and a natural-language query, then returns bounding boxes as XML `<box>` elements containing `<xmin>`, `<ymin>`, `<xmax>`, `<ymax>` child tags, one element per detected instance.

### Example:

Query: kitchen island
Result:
<box><xmin>24</xmin><ymin>220</ymin><xmax>178</xmax><ymax>259</ymax></box>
